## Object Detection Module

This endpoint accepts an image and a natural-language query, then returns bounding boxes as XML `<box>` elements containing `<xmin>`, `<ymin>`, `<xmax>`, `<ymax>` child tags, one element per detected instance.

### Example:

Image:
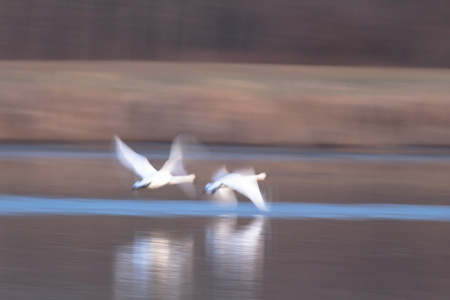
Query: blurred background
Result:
<box><xmin>1</xmin><ymin>0</ymin><xmax>450</xmax><ymax>66</ymax></box>
<box><xmin>0</xmin><ymin>0</ymin><xmax>448</xmax><ymax>145</ymax></box>
<box><xmin>0</xmin><ymin>1</ymin><xmax>450</xmax><ymax>299</ymax></box>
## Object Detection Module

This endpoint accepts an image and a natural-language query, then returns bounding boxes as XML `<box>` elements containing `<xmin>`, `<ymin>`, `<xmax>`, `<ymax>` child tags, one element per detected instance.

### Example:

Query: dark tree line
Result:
<box><xmin>0</xmin><ymin>0</ymin><xmax>449</xmax><ymax>67</ymax></box>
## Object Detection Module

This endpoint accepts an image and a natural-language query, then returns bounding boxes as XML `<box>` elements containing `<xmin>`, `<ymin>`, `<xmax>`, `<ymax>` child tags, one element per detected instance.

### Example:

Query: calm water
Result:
<box><xmin>0</xmin><ymin>214</ymin><xmax>449</xmax><ymax>299</ymax></box>
<box><xmin>0</xmin><ymin>145</ymin><xmax>450</xmax><ymax>299</ymax></box>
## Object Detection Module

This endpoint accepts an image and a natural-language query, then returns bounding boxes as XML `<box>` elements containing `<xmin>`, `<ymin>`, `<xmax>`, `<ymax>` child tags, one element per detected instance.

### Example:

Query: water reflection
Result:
<box><xmin>113</xmin><ymin>216</ymin><xmax>266</xmax><ymax>300</ymax></box>
<box><xmin>113</xmin><ymin>231</ymin><xmax>193</xmax><ymax>300</ymax></box>
<box><xmin>206</xmin><ymin>215</ymin><xmax>266</xmax><ymax>300</ymax></box>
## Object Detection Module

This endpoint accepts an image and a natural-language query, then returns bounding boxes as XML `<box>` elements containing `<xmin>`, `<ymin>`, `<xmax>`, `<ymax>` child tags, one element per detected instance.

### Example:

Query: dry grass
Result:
<box><xmin>0</xmin><ymin>61</ymin><xmax>449</xmax><ymax>146</ymax></box>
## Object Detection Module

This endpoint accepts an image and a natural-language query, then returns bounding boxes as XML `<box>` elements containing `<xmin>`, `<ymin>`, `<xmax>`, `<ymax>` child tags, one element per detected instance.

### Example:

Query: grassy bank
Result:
<box><xmin>0</xmin><ymin>61</ymin><xmax>449</xmax><ymax>146</ymax></box>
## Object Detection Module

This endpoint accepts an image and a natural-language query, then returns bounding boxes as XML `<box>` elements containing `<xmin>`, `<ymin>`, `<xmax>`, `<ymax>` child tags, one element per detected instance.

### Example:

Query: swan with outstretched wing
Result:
<box><xmin>114</xmin><ymin>135</ymin><xmax>196</xmax><ymax>197</ymax></box>
<box><xmin>203</xmin><ymin>166</ymin><xmax>269</xmax><ymax>211</ymax></box>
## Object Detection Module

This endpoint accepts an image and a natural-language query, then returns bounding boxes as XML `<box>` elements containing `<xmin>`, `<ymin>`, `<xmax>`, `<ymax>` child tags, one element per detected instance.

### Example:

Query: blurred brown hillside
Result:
<box><xmin>0</xmin><ymin>0</ymin><xmax>449</xmax><ymax>67</ymax></box>
<box><xmin>0</xmin><ymin>62</ymin><xmax>449</xmax><ymax>146</ymax></box>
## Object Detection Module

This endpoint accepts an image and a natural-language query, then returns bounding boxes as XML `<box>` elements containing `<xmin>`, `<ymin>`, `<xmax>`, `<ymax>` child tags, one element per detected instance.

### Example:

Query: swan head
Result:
<box><xmin>132</xmin><ymin>180</ymin><xmax>150</xmax><ymax>191</ymax></box>
<box><xmin>202</xmin><ymin>182</ymin><xmax>222</xmax><ymax>195</ymax></box>
<box><xmin>202</xmin><ymin>183</ymin><xmax>211</xmax><ymax>195</ymax></box>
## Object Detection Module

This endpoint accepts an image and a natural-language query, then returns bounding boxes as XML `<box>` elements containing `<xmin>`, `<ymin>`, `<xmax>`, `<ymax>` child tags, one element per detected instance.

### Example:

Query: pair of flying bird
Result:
<box><xmin>114</xmin><ymin>135</ymin><xmax>269</xmax><ymax>211</ymax></box>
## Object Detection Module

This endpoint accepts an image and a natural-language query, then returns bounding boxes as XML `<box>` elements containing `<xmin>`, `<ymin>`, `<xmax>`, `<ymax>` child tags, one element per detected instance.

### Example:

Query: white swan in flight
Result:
<box><xmin>203</xmin><ymin>166</ymin><xmax>269</xmax><ymax>211</ymax></box>
<box><xmin>114</xmin><ymin>135</ymin><xmax>196</xmax><ymax>196</ymax></box>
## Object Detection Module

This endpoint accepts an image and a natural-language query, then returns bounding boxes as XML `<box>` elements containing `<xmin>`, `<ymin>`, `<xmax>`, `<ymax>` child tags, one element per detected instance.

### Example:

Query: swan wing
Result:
<box><xmin>114</xmin><ymin>135</ymin><xmax>157</xmax><ymax>179</ymax></box>
<box><xmin>222</xmin><ymin>174</ymin><xmax>268</xmax><ymax>211</ymax></box>
<box><xmin>212</xmin><ymin>166</ymin><xmax>229</xmax><ymax>181</ymax></box>
<box><xmin>160</xmin><ymin>135</ymin><xmax>190</xmax><ymax>176</ymax></box>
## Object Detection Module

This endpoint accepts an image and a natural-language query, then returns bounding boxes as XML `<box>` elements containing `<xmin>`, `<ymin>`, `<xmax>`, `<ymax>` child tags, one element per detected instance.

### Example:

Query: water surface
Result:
<box><xmin>0</xmin><ymin>145</ymin><xmax>450</xmax><ymax>299</ymax></box>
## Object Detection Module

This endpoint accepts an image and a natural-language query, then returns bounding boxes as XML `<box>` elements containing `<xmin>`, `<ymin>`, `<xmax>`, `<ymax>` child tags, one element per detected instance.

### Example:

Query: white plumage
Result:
<box><xmin>204</xmin><ymin>166</ymin><xmax>269</xmax><ymax>211</ymax></box>
<box><xmin>114</xmin><ymin>135</ymin><xmax>196</xmax><ymax>197</ymax></box>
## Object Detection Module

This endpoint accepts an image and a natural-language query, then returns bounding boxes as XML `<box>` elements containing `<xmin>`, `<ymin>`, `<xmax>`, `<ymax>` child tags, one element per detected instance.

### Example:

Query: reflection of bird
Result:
<box><xmin>206</xmin><ymin>215</ymin><xmax>266</xmax><ymax>299</ymax></box>
<box><xmin>114</xmin><ymin>232</ymin><xmax>194</xmax><ymax>299</ymax></box>
<box><xmin>114</xmin><ymin>135</ymin><xmax>196</xmax><ymax>196</ymax></box>
<box><xmin>203</xmin><ymin>166</ymin><xmax>269</xmax><ymax>211</ymax></box>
